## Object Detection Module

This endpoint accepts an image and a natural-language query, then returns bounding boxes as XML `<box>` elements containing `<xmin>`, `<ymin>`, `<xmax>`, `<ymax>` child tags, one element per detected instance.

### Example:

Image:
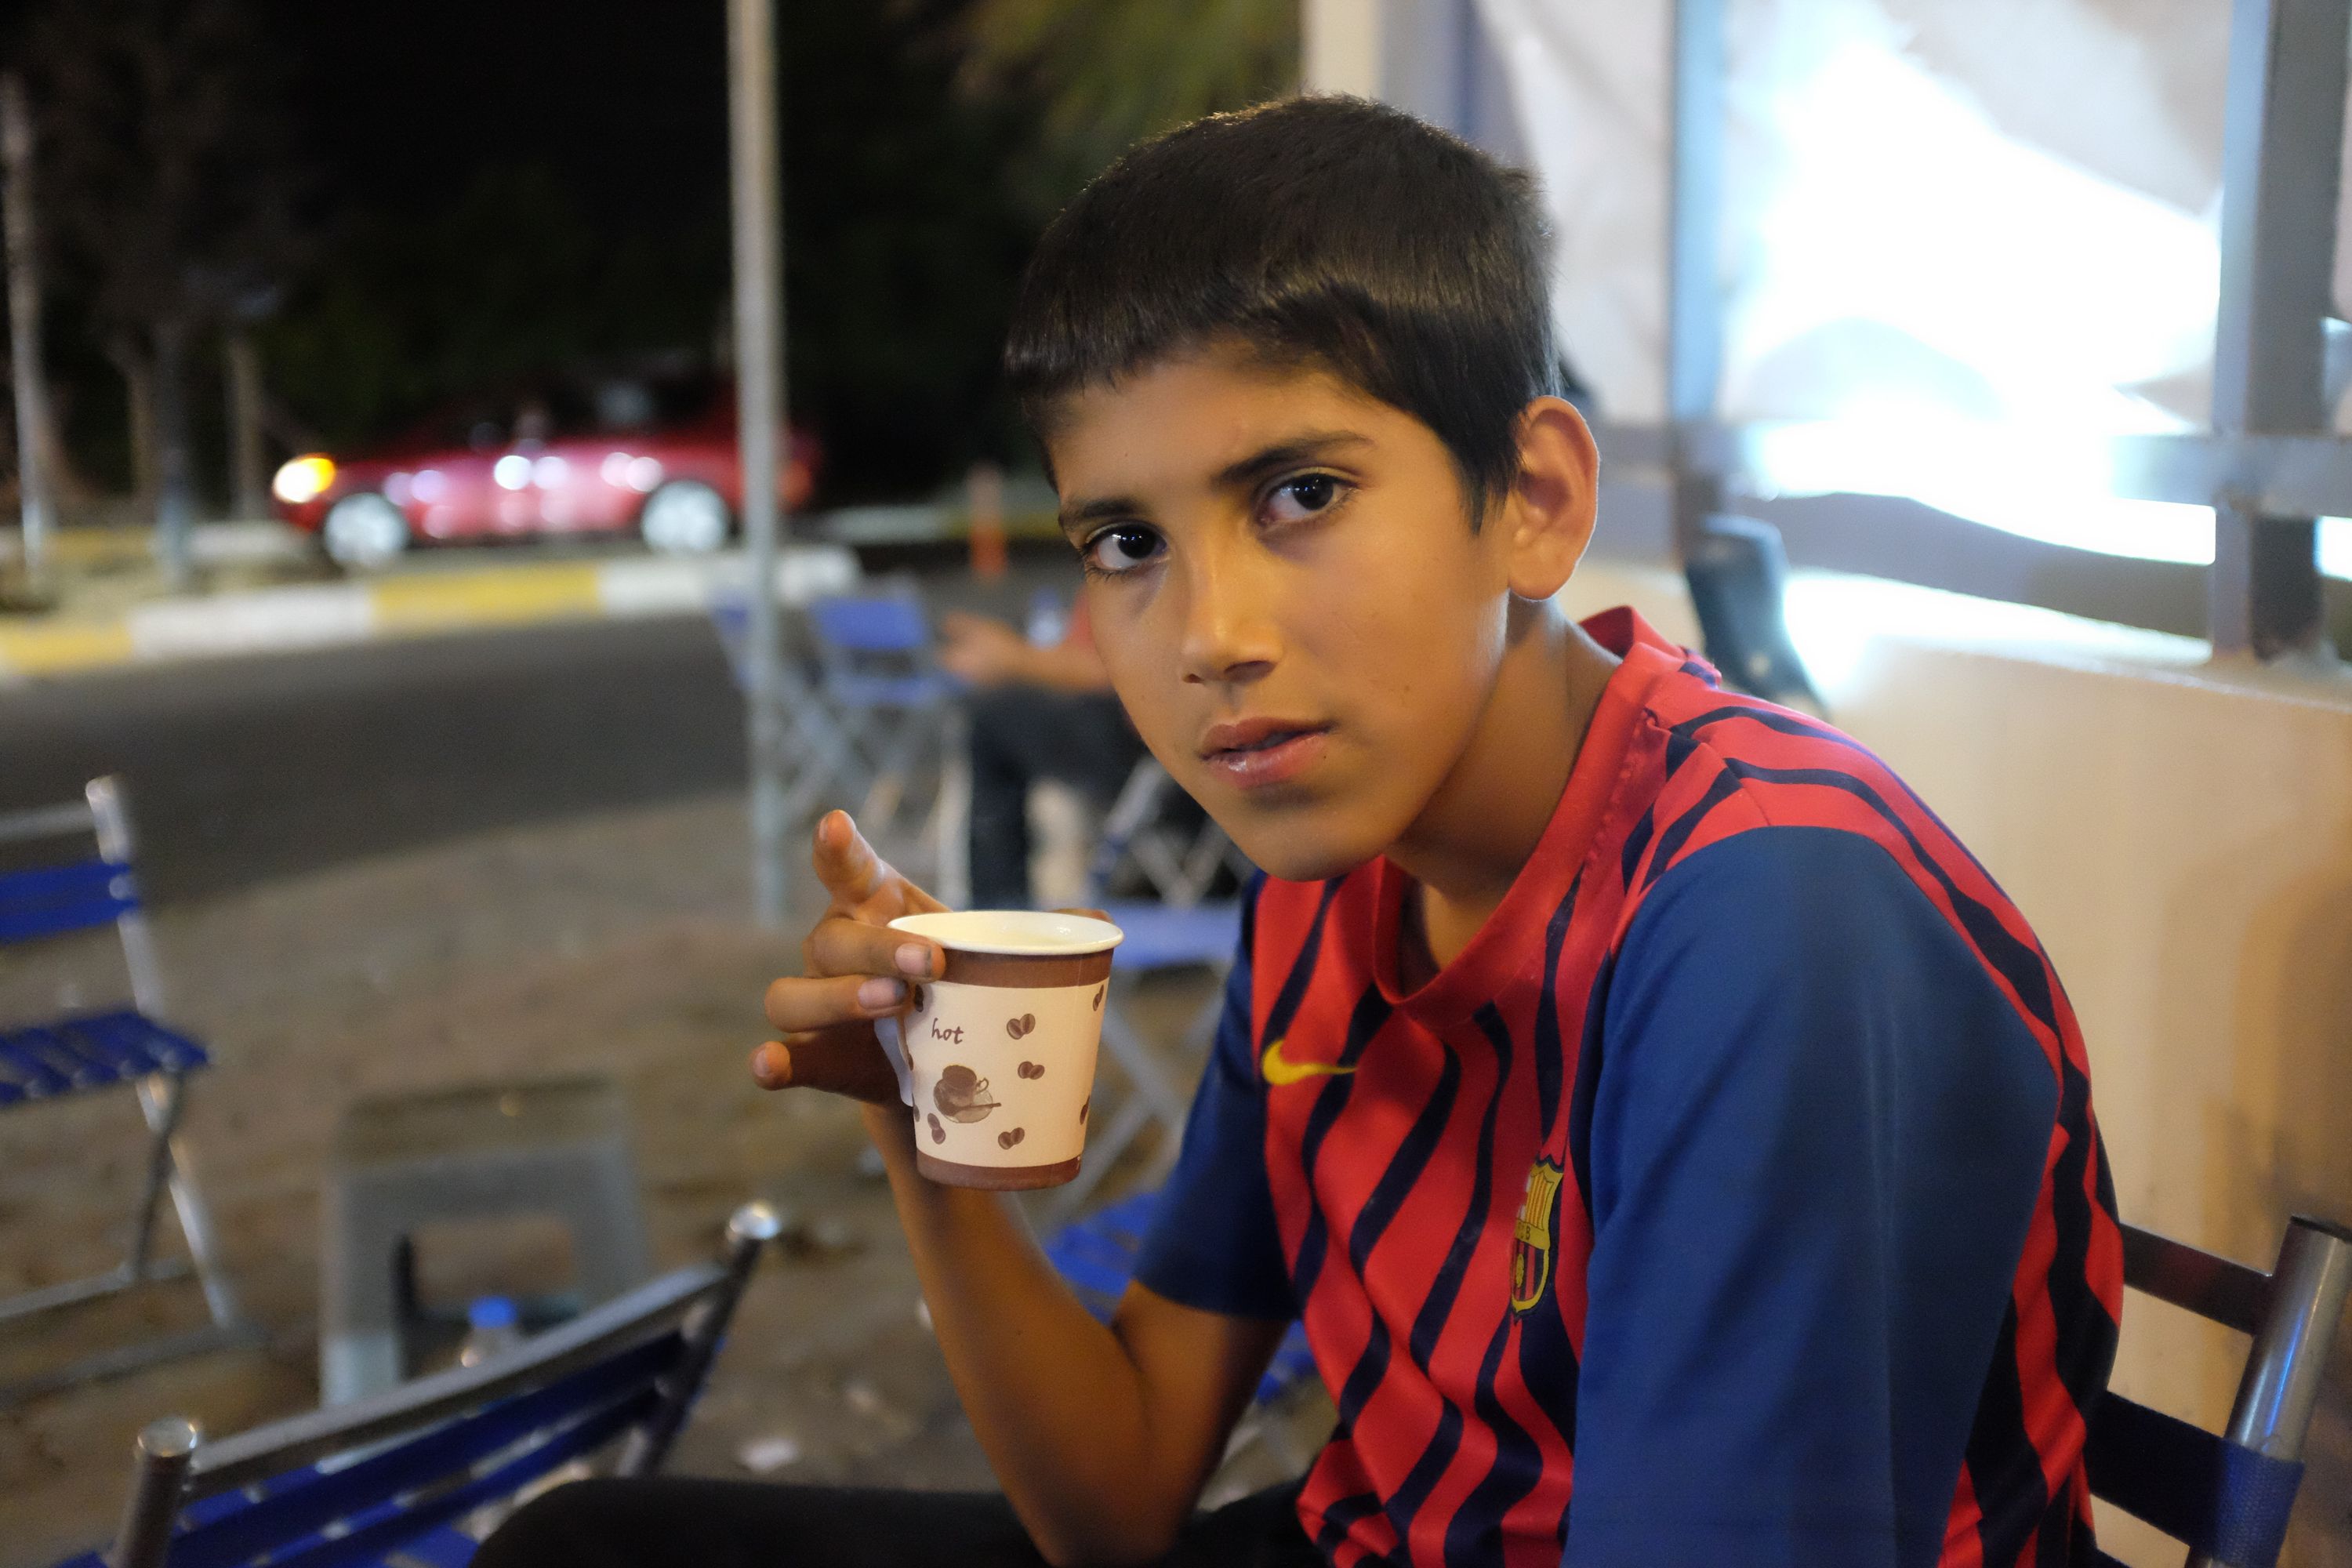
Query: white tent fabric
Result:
<box><xmin>1467</xmin><ymin>0</ymin><xmax>2352</xmax><ymax>572</ymax></box>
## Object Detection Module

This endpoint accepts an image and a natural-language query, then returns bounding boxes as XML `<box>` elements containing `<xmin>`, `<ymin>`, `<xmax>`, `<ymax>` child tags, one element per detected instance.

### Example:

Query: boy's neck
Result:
<box><xmin>1389</xmin><ymin>599</ymin><xmax>1619</xmax><ymax>982</ymax></box>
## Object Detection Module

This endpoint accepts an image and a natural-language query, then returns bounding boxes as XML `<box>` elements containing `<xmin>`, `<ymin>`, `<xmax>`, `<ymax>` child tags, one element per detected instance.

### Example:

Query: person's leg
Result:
<box><xmin>965</xmin><ymin>687</ymin><xmax>1042</xmax><ymax>909</ymax></box>
<box><xmin>474</xmin><ymin>1478</ymin><xmax>1048</xmax><ymax>1568</ymax></box>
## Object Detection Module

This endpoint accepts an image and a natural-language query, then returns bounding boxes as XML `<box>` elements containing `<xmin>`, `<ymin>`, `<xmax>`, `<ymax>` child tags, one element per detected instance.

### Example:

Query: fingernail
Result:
<box><xmin>895</xmin><ymin>944</ymin><xmax>934</xmax><ymax>978</ymax></box>
<box><xmin>858</xmin><ymin>978</ymin><xmax>905</xmax><ymax>1010</ymax></box>
<box><xmin>752</xmin><ymin>1043</ymin><xmax>788</xmax><ymax>1086</ymax></box>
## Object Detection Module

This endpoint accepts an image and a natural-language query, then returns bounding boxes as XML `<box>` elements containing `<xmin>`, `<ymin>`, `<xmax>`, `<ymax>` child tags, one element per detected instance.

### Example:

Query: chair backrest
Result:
<box><xmin>100</xmin><ymin>1202</ymin><xmax>782</xmax><ymax>1568</ymax></box>
<box><xmin>0</xmin><ymin>777</ymin><xmax>167</xmax><ymax>1016</ymax></box>
<box><xmin>808</xmin><ymin>591</ymin><xmax>931</xmax><ymax>658</ymax></box>
<box><xmin>2087</xmin><ymin>1214</ymin><xmax>2352</xmax><ymax>1568</ymax></box>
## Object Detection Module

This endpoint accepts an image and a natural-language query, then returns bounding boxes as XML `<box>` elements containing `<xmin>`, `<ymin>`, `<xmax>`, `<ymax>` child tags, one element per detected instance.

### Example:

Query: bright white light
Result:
<box><xmin>1728</xmin><ymin>30</ymin><xmax>2226</xmax><ymax>570</ymax></box>
<box><xmin>1748</xmin><ymin>415</ymin><xmax>2218</xmax><ymax>565</ymax></box>
<box><xmin>2321</xmin><ymin>519</ymin><xmax>2352</xmax><ymax>580</ymax></box>
<box><xmin>601</xmin><ymin>451</ymin><xmax>633</xmax><ymax>486</ymax></box>
<box><xmin>271</xmin><ymin>455</ymin><xmax>335</xmax><ymax>505</ymax></box>
<box><xmin>383</xmin><ymin>472</ymin><xmax>412</xmax><ymax>505</ymax></box>
<box><xmin>1784</xmin><ymin>572</ymin><xmax>2208</xmax><ymax>699</ymax></box>
<box><xmin>412</xmin><ymin>468</ymin><xmax>447</xmax><ymax>503</ymax></box>
<box><xmin>532</xmin><ymin>455</ymin><xmax>569</xmax><ymax>488</ymax></box>
<box><xmin>626</xmin><ymin>456</ymin><xmax>664</xmax><ymax>494</ymax></box>
<box><xmin>493</xmin><ymin>454</ymin><xmax>532</xmax><ymax>490</ymax></box>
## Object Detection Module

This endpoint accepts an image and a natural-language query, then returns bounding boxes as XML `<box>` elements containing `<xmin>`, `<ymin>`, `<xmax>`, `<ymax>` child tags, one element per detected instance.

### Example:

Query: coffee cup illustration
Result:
<box><xmin>874</xmin><ymin>910</ymin><xmax>1122</xmax><ymax>1191</ymax></box>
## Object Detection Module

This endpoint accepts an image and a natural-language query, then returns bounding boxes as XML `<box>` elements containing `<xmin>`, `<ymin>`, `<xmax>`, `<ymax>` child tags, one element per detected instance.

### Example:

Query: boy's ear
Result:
<box><xmin>1498</xmin><ymin>397</ymin><xmax>1599</xmax><ymax>601</ymax></box>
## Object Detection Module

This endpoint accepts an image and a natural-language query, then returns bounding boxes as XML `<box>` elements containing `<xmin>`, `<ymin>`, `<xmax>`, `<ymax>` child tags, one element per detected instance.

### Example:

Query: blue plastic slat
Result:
<box><xmin>64</xmin><ymin>1011</ymin><xmax>209</xmax><ymax>1076</ymax></box>
<box><xmin>823</xmin><ymin>672</ymin><xmax>955</xmax><ymax>710</ymax></box>
<box><xmin>172</xmin><ymin>1333</ymin><xmax>681</xmax><ymax>1568</ymax></box>
<box><xmin>0</xmin><ymin>858</ymin><xmax>139</xmax><ymax>944</ymax></box>
<box><xmin>811</xmin><ymin>596</ymin><xmax>929</xmax><ymax>653</ymax></box>
<box><xmin>264</xmin><ymin>1388</ymin><xmax>656</xmax><ymax>1568</ymax></box>
<box><xmin>0</xmin><ymin>1013</ymin><xmax>209</xmax><ymax>1109</ymax></box>
<box><xmin>2085</xmin><ymin>1392</ymin><xmax>2306</xmax><ymax>1567</ymax></box>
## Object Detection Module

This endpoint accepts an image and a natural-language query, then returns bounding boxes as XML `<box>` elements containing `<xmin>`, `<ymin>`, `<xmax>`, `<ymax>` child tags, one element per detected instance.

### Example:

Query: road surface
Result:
<box><xmin>0</xmin><ymin>617</ymin><xmax>747</xmax><ymax>904</ymax></box>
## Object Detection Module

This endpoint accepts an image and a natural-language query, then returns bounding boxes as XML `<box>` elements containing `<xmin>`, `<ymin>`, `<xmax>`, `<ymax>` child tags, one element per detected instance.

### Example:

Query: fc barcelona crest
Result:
<box><xmin>1511</xmin><ymin>1157</ymin><xmax>1565</xmax><ymax>1314</ymax></box>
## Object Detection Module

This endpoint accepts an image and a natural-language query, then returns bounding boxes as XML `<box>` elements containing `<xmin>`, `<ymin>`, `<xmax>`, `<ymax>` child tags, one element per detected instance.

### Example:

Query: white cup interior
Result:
<box><xmin>888</xmin><ymin>909</ymin><xmax>1123</xmax><ymax>956</ymax></box>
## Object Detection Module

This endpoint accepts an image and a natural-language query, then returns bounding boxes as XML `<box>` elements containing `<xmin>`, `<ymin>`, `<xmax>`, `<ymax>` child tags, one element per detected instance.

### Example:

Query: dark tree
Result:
<box><xmin>27</xmin><ymin>0</ymin><xmax>303</xmax><ymax>579</ymax></box>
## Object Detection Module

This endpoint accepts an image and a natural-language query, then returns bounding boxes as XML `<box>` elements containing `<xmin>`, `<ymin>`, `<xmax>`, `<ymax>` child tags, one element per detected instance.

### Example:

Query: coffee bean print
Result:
<box><xmin>1092</xmin><ymin>985</ymin><xmax>1104</xmax><ymax>1012</ymax></box>
<box><xmin>908</xmin><ymin>985</ymin><xmax>926</xmax><ymax>1014</ymax></box>
<box><xmin>1079</xmin><ymin>1095</ymin><xmax>1089</xmax><ymax>1125</ymax></box>
<box><xmin>1018</xmin><ymin>1061</ymin><xmax>1044</xmax><ymax>1080</ymax></box>
<box><xmin>1005</xmin><ymin>1013</ymin><xmax>1036</xmax><ymax>1040</ymax></box>
<box><xmin>997</xmin><ymin>1127</ymin><xmax>1025</xmax><ymax>1149</ymax></box>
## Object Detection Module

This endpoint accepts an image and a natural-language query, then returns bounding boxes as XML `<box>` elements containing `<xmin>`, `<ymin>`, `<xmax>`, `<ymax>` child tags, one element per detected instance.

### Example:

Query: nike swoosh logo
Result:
<box><xmin>1261</xmin><ymin>1036</ymin><xmax>1357</xmax><ymax>1086</ymax></box>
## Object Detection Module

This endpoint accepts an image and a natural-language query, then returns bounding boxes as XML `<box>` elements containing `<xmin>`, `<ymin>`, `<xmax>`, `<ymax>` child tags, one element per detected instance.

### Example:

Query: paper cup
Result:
<box><xmin>875</xmin><ymin>910</ymin><xmax>1122</xmax><ymax>1189</ymax></box>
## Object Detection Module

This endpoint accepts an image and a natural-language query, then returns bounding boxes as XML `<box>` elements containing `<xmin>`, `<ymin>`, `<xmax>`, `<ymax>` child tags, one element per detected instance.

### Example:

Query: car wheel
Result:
<box><xmin>639</xmin><ymin>480</ymin><xmax>731</xmax><ymax>555</ymax></box>
<box><xmin>321</xmin><ymin>492</ymin><xmax>412</xmax><ymax>570</ymax></box>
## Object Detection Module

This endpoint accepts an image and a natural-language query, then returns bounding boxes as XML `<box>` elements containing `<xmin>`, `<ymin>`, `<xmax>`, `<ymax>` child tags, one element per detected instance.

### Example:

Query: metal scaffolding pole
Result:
<box><xmin>1665</xmin><ymin>0</ymin><xmax>1727</xmax><ymax>559</ymax></box>
<box><xmin>2209</xmin><ymin>0</ymin><xmax>2346</xmax><ymax>661</ymax></box>
<box><xmin>2</xmin><ymin>74</ymin><xmax>53</xmax><ymax>586</ymax></box>
<box><xmin>728</xmin><ymin>0</ymin><xmax>789</xmax><ymax>927</ymax></box>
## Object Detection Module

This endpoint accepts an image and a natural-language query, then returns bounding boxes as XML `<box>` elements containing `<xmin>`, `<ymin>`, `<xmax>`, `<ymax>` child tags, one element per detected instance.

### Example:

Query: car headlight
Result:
<box><xmin>272</xmin><ymin>454</ymin><xmax>336</xmax><ymax>505</ymax></box>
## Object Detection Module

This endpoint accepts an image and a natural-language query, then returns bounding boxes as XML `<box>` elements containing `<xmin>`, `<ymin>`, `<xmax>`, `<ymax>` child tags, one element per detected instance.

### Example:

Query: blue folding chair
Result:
<box><xmin>804</xmin><ymin>589</ymin><xmax>971</xmax><ymax>905</ymax></box>
<box><xmin>1</xmin><ymin>776</ymin><xmax>256</xmax><ymax>1404</ymax></box>
<box><xmin>58</xmin><ymin>1202</ymin><xmax>782</xmax><ymax>1568</ymax></box>
<box><xmin>1044</xmin><ymin>1189</ymin><xmax>1319</xmax><ymax>1481</ymax></box>
<box><xmin>2087</xmin><ymin>1214</ymin><xmax>2352</xmax><ymax>1568</ymax></box>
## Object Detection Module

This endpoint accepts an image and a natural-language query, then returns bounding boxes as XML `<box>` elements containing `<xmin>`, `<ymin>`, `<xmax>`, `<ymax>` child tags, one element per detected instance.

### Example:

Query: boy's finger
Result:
<box><xmin>764</xmin><ymin>971</ymin><xmax>913</xmax><ymax>1034</ymax></box>
<box><xmin>805</xmin><ymin>913</ymin><xmax>940</xmax><ymax>982</ymax></box>
<box><xmin>810</xmin><ymin>811</ymin><xmax>891</xmax><ymax>906</ymax></box>
<box><xmin>750</xmin><ymin>1029</ymin><xmax>904</xmax><ymax>1105</ymax></box>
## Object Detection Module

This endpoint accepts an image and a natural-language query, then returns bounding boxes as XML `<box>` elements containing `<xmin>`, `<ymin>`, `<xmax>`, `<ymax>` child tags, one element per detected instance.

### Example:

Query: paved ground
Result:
<box><xmin>0</xmin><ymin>794</ymin><xmax>1318</xmax><ymax>1566</ymax></box>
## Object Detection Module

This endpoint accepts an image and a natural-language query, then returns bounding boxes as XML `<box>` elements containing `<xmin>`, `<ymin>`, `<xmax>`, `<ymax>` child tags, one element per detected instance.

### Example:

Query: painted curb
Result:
<box><xmin>0</xmin><ymin>547</ymin><xmax>860</xmax><ymax>684</ymax></box>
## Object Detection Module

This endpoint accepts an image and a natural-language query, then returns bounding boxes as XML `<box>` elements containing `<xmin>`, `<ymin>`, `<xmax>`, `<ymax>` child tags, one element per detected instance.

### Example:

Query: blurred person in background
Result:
<box><xmin>938</xmin><ymin>597</ymin><xmax>1145</xmax><ymax>909</ymax></box>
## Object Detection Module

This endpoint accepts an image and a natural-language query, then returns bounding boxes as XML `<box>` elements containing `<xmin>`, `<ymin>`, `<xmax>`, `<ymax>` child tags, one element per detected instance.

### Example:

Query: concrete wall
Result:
<box><xmin>1559</xmin><ymin>559</ymin><xmax>2352</xmax><ymax>1566</ymax></box>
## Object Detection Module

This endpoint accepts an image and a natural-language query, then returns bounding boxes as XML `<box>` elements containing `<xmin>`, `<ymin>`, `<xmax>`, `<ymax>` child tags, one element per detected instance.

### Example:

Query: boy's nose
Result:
<box><xmin>1176</xmin><ymin>538</ymin><xmax>1281</xmax><ymax>687</ymax></box>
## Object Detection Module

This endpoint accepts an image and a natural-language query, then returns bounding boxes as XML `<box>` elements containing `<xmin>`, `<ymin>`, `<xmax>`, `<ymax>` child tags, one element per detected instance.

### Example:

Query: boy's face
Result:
<box><xmin>1047</xmin><ymin>347</ymin><xmax>1553</xmax><ymax>883</ymax></box>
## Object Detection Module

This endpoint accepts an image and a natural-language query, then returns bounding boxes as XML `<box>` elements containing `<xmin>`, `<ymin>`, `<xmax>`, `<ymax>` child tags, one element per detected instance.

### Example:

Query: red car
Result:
<box><xmin>271</xmin><ymin>368</ymin><xmax>818</xmax><ymax>569</ymax></box>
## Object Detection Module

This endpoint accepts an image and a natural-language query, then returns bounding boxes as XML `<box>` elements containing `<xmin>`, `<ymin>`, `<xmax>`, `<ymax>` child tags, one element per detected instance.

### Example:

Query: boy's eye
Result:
<box><xmin>1265</xmin><ymin>473</ymin><xmax>1345</xmax><ymax>524</ymax></box>
<box><xmin>1081</xmin><ymin>523</ymin><xmax>1164</xmax><ymax>576</ymax></box>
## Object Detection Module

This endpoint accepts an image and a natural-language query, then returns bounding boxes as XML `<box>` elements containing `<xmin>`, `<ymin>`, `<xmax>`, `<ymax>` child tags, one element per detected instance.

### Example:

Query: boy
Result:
<box><xmin>483</xmin><ymin>96</ymin><xmax>2120</xmax><ymax>1568</ymax></box>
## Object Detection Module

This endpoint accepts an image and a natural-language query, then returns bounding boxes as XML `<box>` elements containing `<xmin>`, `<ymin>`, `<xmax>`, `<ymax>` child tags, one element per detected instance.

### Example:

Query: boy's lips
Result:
<box><xmin>1199</xmin><ymin>717</ymin><xmax>1333</xmax><ymax>789</ymax></box>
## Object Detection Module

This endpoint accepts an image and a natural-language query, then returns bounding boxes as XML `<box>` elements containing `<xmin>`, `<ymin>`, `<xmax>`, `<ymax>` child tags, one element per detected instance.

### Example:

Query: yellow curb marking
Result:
<box><xmin>0</xmin><ymin>619</ymin><xmax>138</xmax><ymax>675</ymax></box>
<box><xmin>369</xmin><ymin>564</ymin><xmax>604</xmax><ymax>631</ymax></box>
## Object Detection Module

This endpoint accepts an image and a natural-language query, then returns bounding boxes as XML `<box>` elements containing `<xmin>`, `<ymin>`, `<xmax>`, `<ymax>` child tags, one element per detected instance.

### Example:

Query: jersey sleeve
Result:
<box><xmin>1131</xmin><ymin>885</ymin><xmax>1295</xmax><ymax>1320</ymax></box>
<box><xmin>1561</xmin><ymin>828</ymin><xmax>2057</xmax><ymax>1568</ymax></box>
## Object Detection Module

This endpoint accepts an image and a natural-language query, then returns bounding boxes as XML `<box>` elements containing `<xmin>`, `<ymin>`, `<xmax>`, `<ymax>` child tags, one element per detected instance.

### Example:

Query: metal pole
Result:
<box><xmin>1664</xmin><ymin>0</ymin><xmax>1727</xmax><ymax>558</ymax></box>
<box><xmin>728</xmin><ymin>0</ymin><xmax>789</xmax><ymax>927</ymax></box>
<box><xmin>109</xmin><ymin>1417</ymin><xmax>198</xmax><ymax>1568</ymax></box>
<box><xmin>2209</xmin><ymin>0</ymin><xmax>2347</xmax><ymax>662</ymax></box>
<box><xmin>1</xmin><ymin>73</ymin><xmax>54</xmax><ymax>587</ymax></box>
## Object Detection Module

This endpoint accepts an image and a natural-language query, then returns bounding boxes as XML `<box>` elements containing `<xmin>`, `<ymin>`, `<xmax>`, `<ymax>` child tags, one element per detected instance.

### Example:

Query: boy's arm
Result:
<box><xmin>864</xmin><ymin>1105</ymin><xmax>1287</xmax><ymax>1566</ymax></box>
<box><xmin>1561</xmin><ymin>828</ymin><xmax>2063</xmax><ymax>1568</ymax></box>
<box><xmin>760</xmin><ymin>819</ymin><xmax>1289</xmax><ymax>1566</ymax></box>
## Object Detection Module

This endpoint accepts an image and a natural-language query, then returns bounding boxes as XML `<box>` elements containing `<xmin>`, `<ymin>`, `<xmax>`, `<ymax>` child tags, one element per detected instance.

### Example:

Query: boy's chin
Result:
<box><xmin>1222</xmin><ymin>817</ymin><xmax>1387</xmax><ymax>887</ymax></box>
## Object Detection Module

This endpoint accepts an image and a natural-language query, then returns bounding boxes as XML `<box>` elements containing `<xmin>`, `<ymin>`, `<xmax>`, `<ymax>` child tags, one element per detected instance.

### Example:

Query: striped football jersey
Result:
<box><xmin>1136</xmin><ymin>607</ymin><xmax>2122</xmax><ymax>1568</ymax></box>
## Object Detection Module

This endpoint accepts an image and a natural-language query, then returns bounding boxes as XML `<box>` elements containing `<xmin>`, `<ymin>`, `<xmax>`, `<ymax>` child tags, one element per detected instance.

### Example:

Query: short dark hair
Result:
<box><xmin>1004</xmin><ymin>96</ymin><xmax>1560</xmax><ymax>526</ymax></box>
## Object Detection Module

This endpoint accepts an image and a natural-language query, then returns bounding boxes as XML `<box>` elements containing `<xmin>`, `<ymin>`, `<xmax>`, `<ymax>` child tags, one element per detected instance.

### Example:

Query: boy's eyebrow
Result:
<box><xmin>1056</xmin><ymin>430</ymin><xmax>1374</xmax><ymax>536</ymax></box>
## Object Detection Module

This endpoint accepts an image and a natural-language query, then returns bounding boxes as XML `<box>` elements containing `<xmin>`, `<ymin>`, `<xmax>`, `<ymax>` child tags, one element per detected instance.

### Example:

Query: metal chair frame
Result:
<box><xmin>804</xmin><ymin>588</ymin><xmax>971</xmax><ymax>904</ymax></box>
<box><xmin>2091</xmin><ymin>1214</ymin><xmax>2352</xmax><ymax>1568</ymax></box>
<box><xmin>1049</xmin><ymin>765</ymin><xmax>1248</xmax><ymax>1220</ymax></box>
<box><xmin>0</xmin><ymin>776</ymin><xmax>256</xmax><ymax>1404</ymax></box>
<box><xmin>89</xmin><ymin>1202</ymin><xmax>781</xmax><ymax>1568</ymax></box>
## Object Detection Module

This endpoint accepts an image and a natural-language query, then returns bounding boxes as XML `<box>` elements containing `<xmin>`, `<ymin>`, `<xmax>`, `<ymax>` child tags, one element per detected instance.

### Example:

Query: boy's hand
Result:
<box><xmin>751</xmin><ymin>810</ymin><xmax>947</xmax><ymax>1105</ymax></box>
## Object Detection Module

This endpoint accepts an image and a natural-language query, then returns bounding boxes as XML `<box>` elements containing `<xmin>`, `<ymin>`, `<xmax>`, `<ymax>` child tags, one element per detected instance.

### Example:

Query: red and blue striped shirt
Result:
<box><xmin>1136</xmin><ymin>607</ymin><xmax>2122</xmax><ymax>1567</ymax></box>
